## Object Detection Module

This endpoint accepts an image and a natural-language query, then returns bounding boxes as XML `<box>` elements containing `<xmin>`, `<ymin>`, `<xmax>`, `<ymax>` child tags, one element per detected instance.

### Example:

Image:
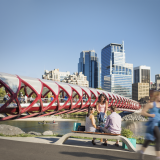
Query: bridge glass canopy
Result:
<box><xmin>0</xmin><ymin>72</ymin><xmax>141</xmax><ymax>121</ymax></box>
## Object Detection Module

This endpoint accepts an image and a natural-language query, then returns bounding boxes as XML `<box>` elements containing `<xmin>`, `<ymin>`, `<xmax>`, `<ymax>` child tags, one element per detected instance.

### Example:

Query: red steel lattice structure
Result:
<box><xmin>0</xmin><ymin>72</ymin><xmax>141</xmax><ymax>121</ymax></box>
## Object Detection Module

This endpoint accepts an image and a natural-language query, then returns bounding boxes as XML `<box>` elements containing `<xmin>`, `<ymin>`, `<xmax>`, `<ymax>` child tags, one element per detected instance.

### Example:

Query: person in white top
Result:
<box><xmin>30</xmin><ymin>96</ymin><xmax>34</xmax><ymax>103</ymax></box>
<box><xmin>24</xmin><ymin>95</ymin><xmax>27</xmax><ymax>103</ymax></box>
<box><xmin>85</xmin><ymin>107</ymin><xmax>100</xmax><ymax>145</ymax></box>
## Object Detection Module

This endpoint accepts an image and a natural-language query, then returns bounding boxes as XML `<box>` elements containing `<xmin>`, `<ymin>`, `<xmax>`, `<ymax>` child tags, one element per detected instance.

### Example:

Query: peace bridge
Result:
<box><xmin>0</xmin><ymin>72</ymin><xmax>140</xmax><ymax>121</ymax></box>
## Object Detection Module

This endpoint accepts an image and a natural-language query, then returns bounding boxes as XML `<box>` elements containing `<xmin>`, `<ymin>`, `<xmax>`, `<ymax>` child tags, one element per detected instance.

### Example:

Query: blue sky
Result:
<box><xmin>0</xmin><ymin>0</ymin><xmax>160</xmax><ymax>82</ymax></box>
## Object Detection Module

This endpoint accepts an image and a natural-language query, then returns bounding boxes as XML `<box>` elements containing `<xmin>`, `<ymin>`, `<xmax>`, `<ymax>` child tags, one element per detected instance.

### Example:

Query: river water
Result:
<box><xmin>0</xmin><ymin>117</ymin><xmax>147</xmax><ymax>137</ymax></box>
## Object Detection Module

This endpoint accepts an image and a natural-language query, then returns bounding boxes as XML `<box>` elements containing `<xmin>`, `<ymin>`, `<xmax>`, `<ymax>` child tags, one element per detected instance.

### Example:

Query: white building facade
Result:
<box><xmin>62</xmin><ymin>72</ymin><xmax>89</xmax><ymax>87</ymax></box>
<box><xmin>42</xmin><ymin>69</ymin><xmax>70</xmax><ymax>82</ymax></box>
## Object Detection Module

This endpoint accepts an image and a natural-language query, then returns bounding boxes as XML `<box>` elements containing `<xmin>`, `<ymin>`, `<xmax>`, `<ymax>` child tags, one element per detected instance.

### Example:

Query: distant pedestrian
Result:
<box><xmin>19</xmin><ymin>92</ymin><xmax>23</xmax><ymax>103</ymax></box>
<box><xmin>24</xmin><ymin>95</ymin><xmax>27</xmax><ymax>103</ymax></box>
<box><xmin>30</xmin><ymin>96</ymin><xmax>34</xmax><ymax>103</ymax></box>
<box><xmin>51</xmin><ymin>95</ymin><xmax>54</xmax><ymax>101</ymax></box>
<box><xmin>19</xmin><ymin>92</ymin><xmax>23</xmax><ymax>98</ymax></box>
<box><xmin>3</xmin><ymin>93</ymin><xmax>9</xmax><ymax>102</ymax></box>
<box><xmin>82</xmin><ymin>96</ymin><xmax>86</xmax><ymax>102</ymax></box>
<box><xmin>64</xmin><ymin>96</ymin><xmax>68</xmax><ymax>101</ymax></box>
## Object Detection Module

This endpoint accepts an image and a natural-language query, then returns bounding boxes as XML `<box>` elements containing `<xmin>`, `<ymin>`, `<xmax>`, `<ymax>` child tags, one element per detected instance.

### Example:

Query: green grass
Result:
<box><xmin>0</xmin><ymin>133</ymin><xmax>149</xmax><ymax>144</ymax></box>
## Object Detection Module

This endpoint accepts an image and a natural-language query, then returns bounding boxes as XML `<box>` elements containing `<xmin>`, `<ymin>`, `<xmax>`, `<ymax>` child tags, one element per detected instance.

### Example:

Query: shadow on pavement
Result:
<box><xmin>35</xmin><ymin>137</ymin><xmax>125</xmax><ymax>150</ymax></box>
<box><xmin>60</xmin><ymin>151</ymin><xmax>133</xmax><ymax>160</ymax></box>
<box><xmin>34</xmin><ymin>137</ymin><xmax>156</xmax><ymax>160</ymax></box>
<box><xmin>35</xmin><ymin>137</ymin><xmax>132</xmax><ymax>151</ymax></box>
<box><xmin>64</xmin><ymin>139</ymin><xmax>125</xmax><ymax>151</ymax></box>
<box><xmin>35</xmin><ymin>137</ymin><xmax>59</xmax><ymax>143</ymax></box>
<box><xmin>60</xmin><ymin>151</ymin><xmax>154</xmax><ymax>160</ymax></box>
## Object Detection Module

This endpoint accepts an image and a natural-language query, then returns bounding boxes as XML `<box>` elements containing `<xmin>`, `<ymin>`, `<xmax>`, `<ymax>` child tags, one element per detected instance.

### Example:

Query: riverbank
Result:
<box><xmin>13</xmin><ymin>110</ymin><xmax>146</xmax><ymax>122</ymax></box>
<box><xmin>14</xmin><ymin>115</ymin><xmax>77</xmax><ymax>122</ymax></box>
<box><xmin>62</xmin><ymin>111</ymin><xmax>147</xmax><ymax>122</ymax></box>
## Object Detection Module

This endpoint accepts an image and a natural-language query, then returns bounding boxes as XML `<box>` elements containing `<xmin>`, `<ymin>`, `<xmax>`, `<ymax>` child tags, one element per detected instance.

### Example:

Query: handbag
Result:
<box><xmin>77</xmin><ymin>125</ymin><xmax>85</xmax><ymax>131</ymax></box>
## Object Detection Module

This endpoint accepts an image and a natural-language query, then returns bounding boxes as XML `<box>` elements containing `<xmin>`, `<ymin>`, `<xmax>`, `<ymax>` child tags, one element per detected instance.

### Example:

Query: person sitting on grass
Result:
<box><xmin>85</xmin><ymin>106</ymin><xmax>101</xmax><ymax>145</ymax></box>
<box><xmin>102</xmin><ymin>105</ymin><xmax>121</xmax><ymax>147</ymax></box>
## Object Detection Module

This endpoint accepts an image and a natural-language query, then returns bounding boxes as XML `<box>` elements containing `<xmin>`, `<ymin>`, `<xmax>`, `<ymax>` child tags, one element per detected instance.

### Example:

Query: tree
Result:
<box><xmin>96</xmin><ymin>88</ymin><xmax>103</xmax><ymax>90</ymax></box>
<box><xmin>0</xmin><ymin>87</ymin><xmax>6</xmax><ymax>98</ymax></box>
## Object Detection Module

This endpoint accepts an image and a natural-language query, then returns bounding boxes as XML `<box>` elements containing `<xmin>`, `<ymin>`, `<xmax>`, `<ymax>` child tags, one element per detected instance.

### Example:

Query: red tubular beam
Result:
<box><xmin>0</xmin><ymin>72</ymin><xmax>141</xmax><ymax>121</ymax></box>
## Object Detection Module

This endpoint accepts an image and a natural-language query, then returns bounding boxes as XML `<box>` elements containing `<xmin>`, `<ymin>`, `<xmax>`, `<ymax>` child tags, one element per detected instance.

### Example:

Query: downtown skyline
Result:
<box><xmin>0</xmin><ymin>0</ymin><xmax>160</xmax><ymax>82</ymax></box>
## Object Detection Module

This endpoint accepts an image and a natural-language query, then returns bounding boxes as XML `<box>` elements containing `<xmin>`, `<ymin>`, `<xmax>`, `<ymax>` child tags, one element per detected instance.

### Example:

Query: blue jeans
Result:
<box><xmin>97</xmin><ymin>112</ymin><xmax>105</xmax><ymax>123</ymax></box>
<box><xmin>93</xmin><ymin>128</ymin><xmax>103</xmax><ymax>140</ymax></box>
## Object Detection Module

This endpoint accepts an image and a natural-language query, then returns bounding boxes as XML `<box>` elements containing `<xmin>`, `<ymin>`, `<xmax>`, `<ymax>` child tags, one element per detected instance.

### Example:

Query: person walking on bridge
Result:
<box><xmin>138</xmin><ymin>91</ymin><xmax>160</xmax><ymax>159</ymax></box>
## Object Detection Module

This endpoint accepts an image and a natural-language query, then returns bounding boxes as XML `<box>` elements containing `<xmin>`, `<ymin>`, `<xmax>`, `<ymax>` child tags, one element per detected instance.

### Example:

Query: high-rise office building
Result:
<box><xmin>101</xmin><ymin>41</ymin><xmax>133</xmax><ymax>99</ymax></box>
<box><xmin>99</xmin><ymin>63</ymin><xmax>101</xmax><ymax>88</ymax></box>
<box><xmin>134</xmin><ymin>65</ymin><xmax>150</xmax><ymax>84</ymax></box>
<box><xmin>155</xmin><ymin>74</ymin><xmax>160</xmax><ymax>90</ymax></box>
<box><xmin>132</xmin><ymin>83</ymin><xmax>149</xmax><ymax>101</ymax></box>
<box><xmin>78</xmin><ymin>50</ymin><xmax>100</xmax><ymax>88</ymax></box>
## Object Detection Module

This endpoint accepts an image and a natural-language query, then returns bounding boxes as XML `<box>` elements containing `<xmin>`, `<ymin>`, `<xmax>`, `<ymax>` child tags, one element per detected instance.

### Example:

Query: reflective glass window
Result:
<box><xmin>129</xmin><ymin>69</ymin><xmax>132</xmax><ymax>75</ymax></box>
<box><xmin>126</xmin><ymin>68</ymin><xmax>128</xmax><ymax>75</ymax></box>
<box><xmin>117</xmin><ymin>46</ymin><xmax>120</xmax><ymax>52</ymax></box>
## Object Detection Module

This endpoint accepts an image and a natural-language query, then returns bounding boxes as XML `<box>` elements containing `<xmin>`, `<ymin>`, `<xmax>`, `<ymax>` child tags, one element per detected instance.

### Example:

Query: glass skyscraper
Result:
<box><xmin>78</xmin><ymin>50</ymin><xmax>100</xmax><ymax>88</ymax></box>
<box><xmin>101</xmin><ymin>41</ymin><xmax>133</xmax><ymax>99</ymax></box>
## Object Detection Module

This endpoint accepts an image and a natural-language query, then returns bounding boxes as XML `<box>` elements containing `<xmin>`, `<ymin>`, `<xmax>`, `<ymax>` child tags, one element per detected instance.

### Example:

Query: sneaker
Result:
<box><xmin>102</xmin><ymin>143</ymin><xmax>108</xmax><ymax>146</ymax></box>
<box><xmin>92</xmin><ymin>140</ymin><xmax>96</xmax><ymax>145</ymax></box>
<box><xmin>137</xmin><ymin>150</ymin><xmax>144</xmax><ymax>160</ymax></box>
<box><xmin>115</xmin><ymin>143</ymin><xmax>119</xmax><ymax>147</ymax></box>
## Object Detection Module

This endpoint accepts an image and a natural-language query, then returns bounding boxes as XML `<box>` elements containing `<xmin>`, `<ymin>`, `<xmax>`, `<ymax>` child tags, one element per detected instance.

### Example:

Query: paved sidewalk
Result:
<box><xmin>0</xmin><ymin>136</ymin><xmax>156</xmax><ymax>160</ymax></box>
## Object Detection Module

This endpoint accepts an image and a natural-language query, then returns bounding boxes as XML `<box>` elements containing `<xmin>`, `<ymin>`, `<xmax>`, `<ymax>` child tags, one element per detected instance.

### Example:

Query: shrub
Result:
<box><xmin>121</xmin><ymin>128</ymin><xmax>133</xmax><ymax>138</ymax></box>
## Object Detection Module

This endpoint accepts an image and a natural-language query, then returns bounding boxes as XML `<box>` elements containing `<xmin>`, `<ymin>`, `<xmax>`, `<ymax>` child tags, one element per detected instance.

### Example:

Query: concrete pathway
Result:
<box><xmin>0</xmin><ymin>136</ymin><xmax>156</xmax><ymax>160</ymax></box>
